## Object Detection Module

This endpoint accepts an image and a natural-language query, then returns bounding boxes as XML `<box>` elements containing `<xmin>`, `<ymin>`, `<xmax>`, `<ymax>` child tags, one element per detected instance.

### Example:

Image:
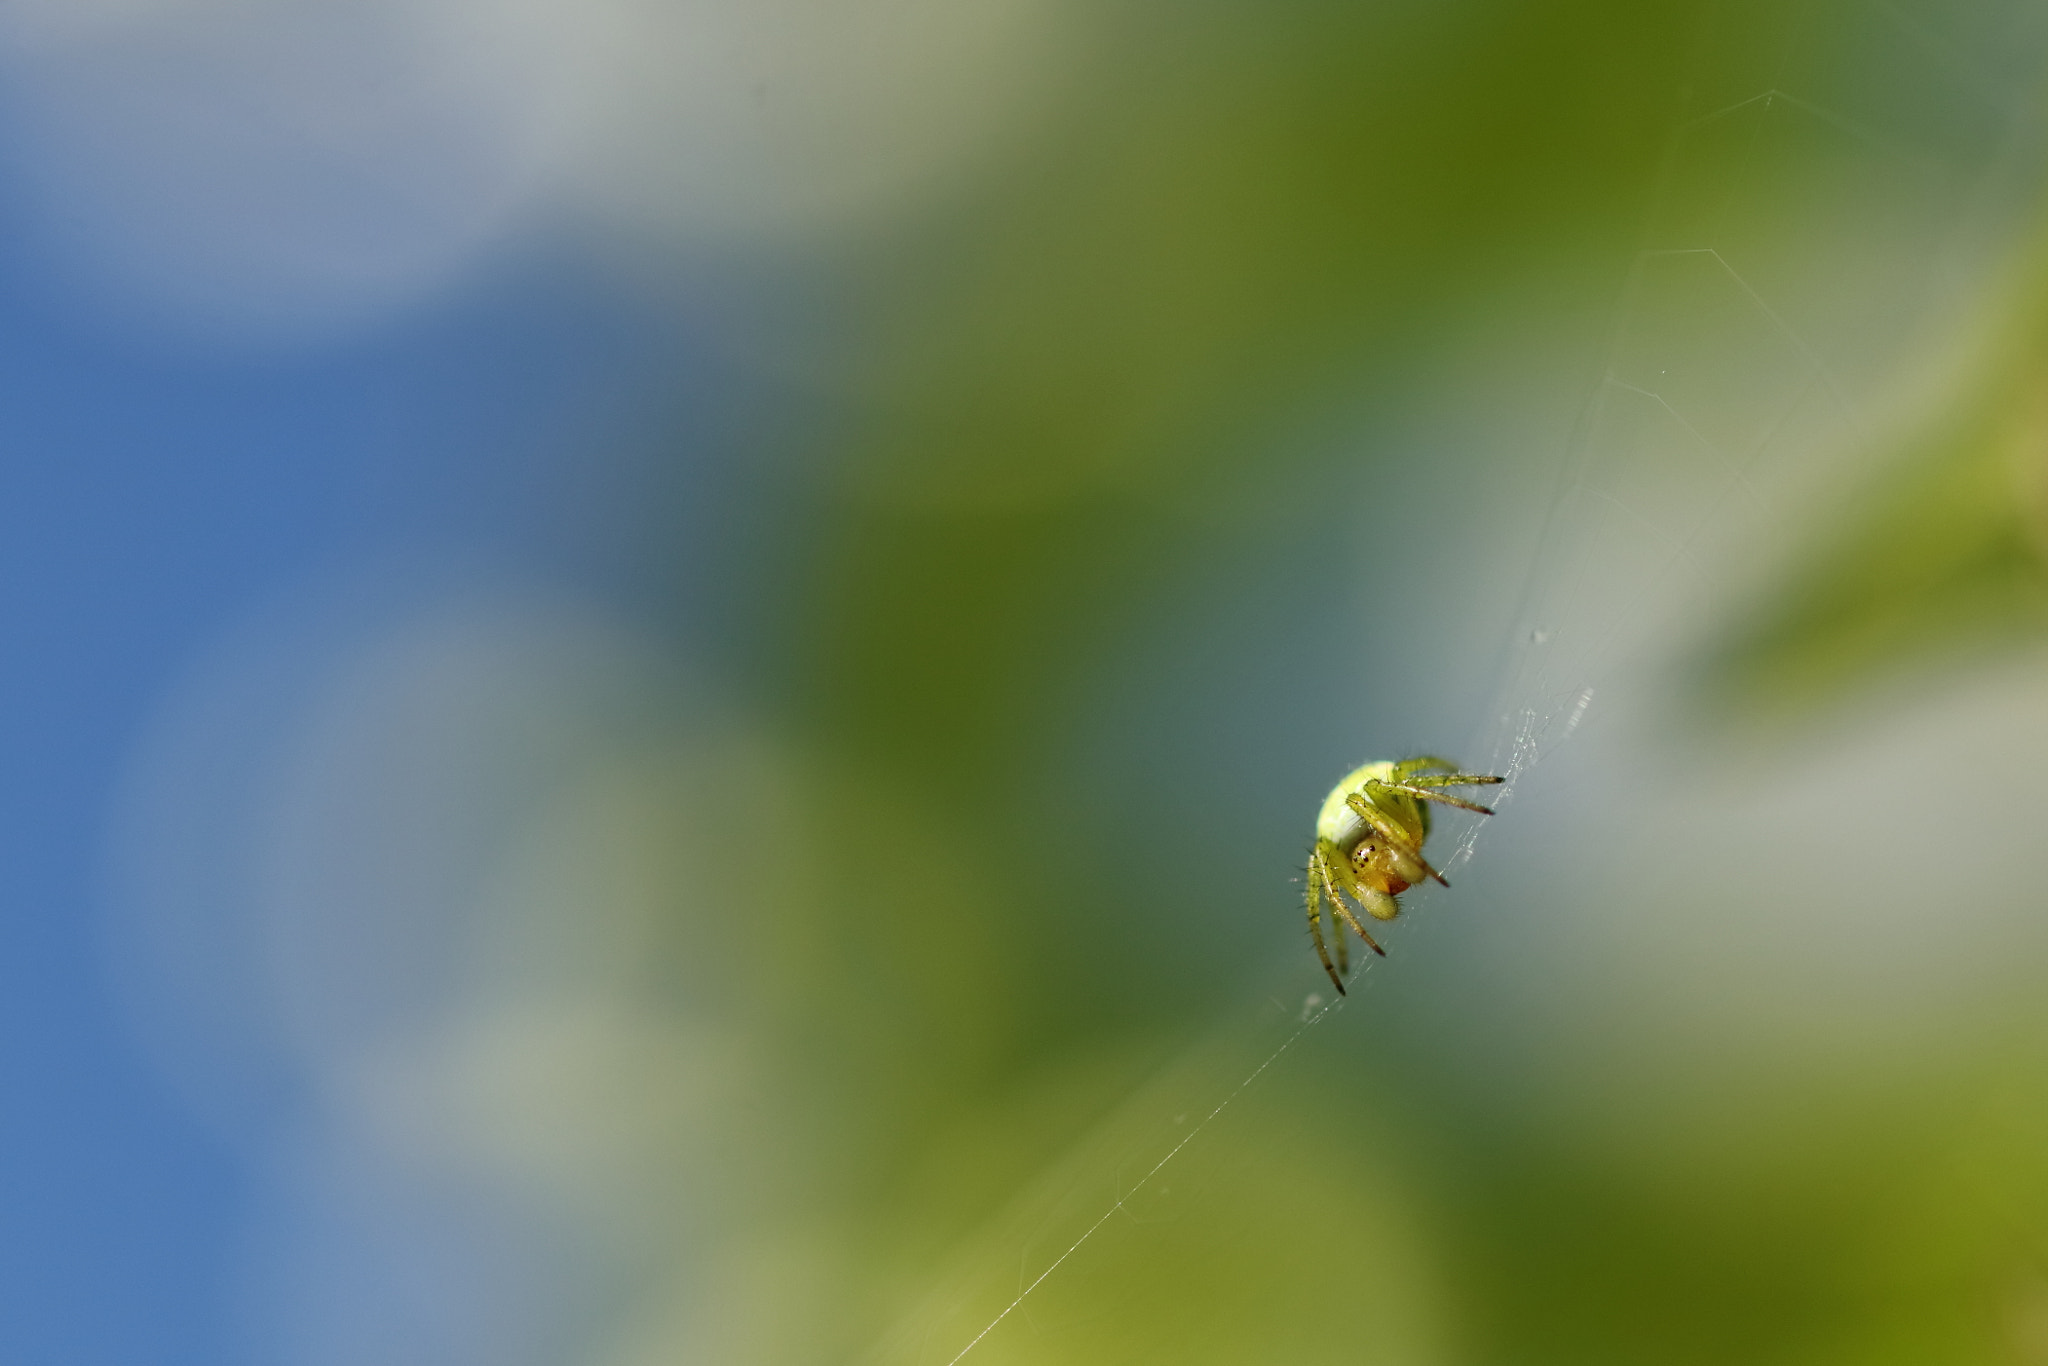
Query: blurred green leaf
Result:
<box><xmin>1704</xmin><ymin>237</ymin><xmax>2048</xmax><ymax>715</ymax></box>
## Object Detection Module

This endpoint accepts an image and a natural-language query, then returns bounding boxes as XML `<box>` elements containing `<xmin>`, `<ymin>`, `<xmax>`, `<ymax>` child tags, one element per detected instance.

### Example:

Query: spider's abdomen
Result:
<box><xmin>1313</xmin><ymin>760</ymin><xmax>1397</xmax><ymax>844</ymax></box>
<box><xmin>1313</xmin><ymin>760</ymin><xmax>1428</xmax><ymax>854</ymax></box>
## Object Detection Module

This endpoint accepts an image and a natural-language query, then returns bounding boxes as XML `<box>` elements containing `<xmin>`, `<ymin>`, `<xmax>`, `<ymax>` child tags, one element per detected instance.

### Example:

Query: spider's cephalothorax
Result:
<box><xmin>1304</xmin><ymin>757</ymin><xmax>1503</xmax><ymax>994</ymax></box>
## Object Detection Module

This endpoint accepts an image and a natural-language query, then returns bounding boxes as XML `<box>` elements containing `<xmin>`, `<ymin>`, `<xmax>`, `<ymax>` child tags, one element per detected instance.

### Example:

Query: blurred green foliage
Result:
<box><xmin>660</xmin><ymin>1</ymin><xmax>2048</xmax><ymax>1362</ymax></box>
<box><xmin>1707</xmin><ymin>232</ymin><xmax>2048</xmax><ymax>716</ymax></box>
<box><xmin>800</xmin><ymin>0</ymin><xmax>1707</xmax><ymax>774</ymax></box>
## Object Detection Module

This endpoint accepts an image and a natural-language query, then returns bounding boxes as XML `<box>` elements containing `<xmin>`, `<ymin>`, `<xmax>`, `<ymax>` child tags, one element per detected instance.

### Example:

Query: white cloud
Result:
<box><xmin>0</xmin><ymin>0</ymin><xmax>1074</xmax><ymax>342</ymax></box>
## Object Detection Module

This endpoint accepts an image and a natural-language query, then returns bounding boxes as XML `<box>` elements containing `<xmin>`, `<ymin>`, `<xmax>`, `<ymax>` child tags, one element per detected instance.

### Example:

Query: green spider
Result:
<box><xmin>1304</xmin><ymin>757</ymin><xmax>1504</xmax><ymax>994</ymax></box>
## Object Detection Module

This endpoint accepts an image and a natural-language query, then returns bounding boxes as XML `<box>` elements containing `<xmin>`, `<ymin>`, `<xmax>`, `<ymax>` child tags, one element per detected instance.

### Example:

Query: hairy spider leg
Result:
<box><xmin>1347</xmin><ymin>790</ymin><xmax>1450</xmax><ymax>887</ymax></box>
<box><xmin>1394</xmin><ymin>770</ymin><xmax>1505</xmax><ymax>787</ymax></box>
<box><xmin>1305</xmin><ymin>854</ymin><xmax>1343</xmax><ymax>993</ymax></box>
<box><xmin>1320</xmin><ymin>848</ymin><xmax>1388</xmax><ymax>952</ymax></box>
<box><xmin>1326</xmin><ymin>890</ymin><xmax>1389</xmax><ymax>958</ymax></box>
<box><xmin>1328</xmin><ymin>858</ymin><xmax>1351</xmax><ymax>979</ymax></box>
<box><xmin>1307</xmin><ymin>847</ymin><xmax>1391</xmax><ymax>995</ymax></box>
<box><xmin>1378</xmin><ymin>782</ymin><xmax>1498</xmax><ymax>816</ymax></box>
<box><xmin>1381</xmin><ymin>769</ymin><xmax>1504</xmax><ymax>814</ymax></box>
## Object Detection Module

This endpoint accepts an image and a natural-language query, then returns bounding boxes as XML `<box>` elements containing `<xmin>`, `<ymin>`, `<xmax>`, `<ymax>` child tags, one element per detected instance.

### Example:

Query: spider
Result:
<box><xmin>1304</xmin><ymin>757</ymin><xmax>1504</xmax><ymax>994</ymax></box>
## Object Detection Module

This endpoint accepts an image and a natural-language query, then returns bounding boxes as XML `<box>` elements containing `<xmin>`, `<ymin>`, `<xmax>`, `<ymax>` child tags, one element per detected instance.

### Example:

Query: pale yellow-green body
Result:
<box><xmin>1303</xmin><ymin>757</ymin><xmax>1503</xmax><ymax>994</ymax></box>
<box><xmin>1315</xmin><ymin>761</ymin><xmax>1431</xmax><ymax>877</ymax></box>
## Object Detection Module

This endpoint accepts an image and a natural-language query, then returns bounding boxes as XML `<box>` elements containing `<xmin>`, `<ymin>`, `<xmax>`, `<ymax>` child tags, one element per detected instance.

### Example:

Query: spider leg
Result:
<box><xmin>1331</xmin><ymin>898</ymin><xmax>1390</xmax><ymax>954</ymax></box>
<box><xmin>1392</xmin><ymin>774</ymin><xmax>1507</xmax><ymax>794</ymax></box>
<box><xmin>1331</xmin><ymin>876</ymin><xmax>1350</xmax><ymax>979</ymax></box>
<box><xmin>1305</xmin><ymin>854</ymin><xmax>1345</xmax><ymax>995</ymax></box>
<box><xmin>1347</xmin><ymin>791</ymin><xmax>1450</xmax><ymax>887</ymax></box>
<box><xmin>1378</xmin><ymin>782</ymin><xmax>1497</xmax><ymax>816</ymax></box>
<box><xmin>1393</xmin><ymin>772</ymin><xmax>1504</xmax><ymax>789</ymax></box>
<box><xmin>1313</xmin><ymin>849</ymin><xmax>1389</xmax><ymax>988</ymax></box>
<box><xmin>1317</xmin><ymin>848</ymin><xmax>1387</xmax><ymax>962</ymax></box>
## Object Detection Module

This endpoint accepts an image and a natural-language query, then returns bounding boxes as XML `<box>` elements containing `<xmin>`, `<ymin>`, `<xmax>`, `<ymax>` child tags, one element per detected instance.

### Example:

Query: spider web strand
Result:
<box><xmin>940</xmin><ymin>999</ymin><xmax>1340</xmax><ymax>1365</ymax></box>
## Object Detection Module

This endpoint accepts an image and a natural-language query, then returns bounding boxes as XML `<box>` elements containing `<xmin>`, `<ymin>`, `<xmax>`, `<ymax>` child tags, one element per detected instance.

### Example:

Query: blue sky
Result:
<box><xmin>0</xmin><ymin>231</ymin><xmax>743</xmax><ymax>1363</ymax></box>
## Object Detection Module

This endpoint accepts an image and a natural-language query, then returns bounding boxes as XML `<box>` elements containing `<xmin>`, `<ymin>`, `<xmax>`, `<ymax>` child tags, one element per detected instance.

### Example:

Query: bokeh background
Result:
<box><xmin>8</xmin><ymin>1</ymin><xmax>2048</xmax><ymax>1363</ymax></box>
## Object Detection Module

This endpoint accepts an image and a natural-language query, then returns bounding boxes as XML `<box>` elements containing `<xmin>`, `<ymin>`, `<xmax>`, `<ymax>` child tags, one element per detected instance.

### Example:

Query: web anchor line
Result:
<box><xmin>940</xmin><ymin>998</ymin><xmax>1341</xmax><ymax>1365</ymax></box>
